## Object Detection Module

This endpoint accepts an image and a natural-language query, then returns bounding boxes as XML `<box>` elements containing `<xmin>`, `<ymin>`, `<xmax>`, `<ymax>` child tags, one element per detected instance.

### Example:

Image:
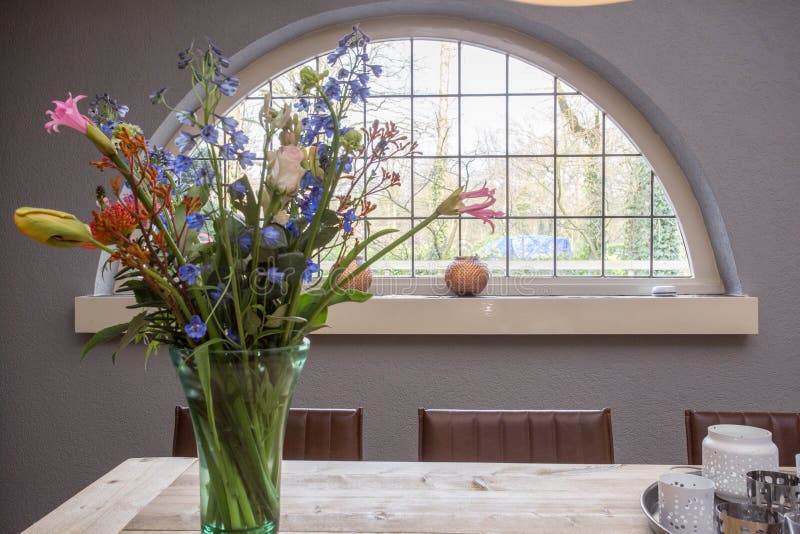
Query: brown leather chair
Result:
<box><xmin>173</xmin><ymin>406</ymin><xmax>364</xmax><ymax>460</ymax></box>
<box><xmin>685</xmin><ymin>410</ymin><xmax>800</xmax><ymax>466</ymax></box>
<box><xmin>418</xmin><ymin>408</ymin><xmax>614</xmax><ymax>463</ymax></box>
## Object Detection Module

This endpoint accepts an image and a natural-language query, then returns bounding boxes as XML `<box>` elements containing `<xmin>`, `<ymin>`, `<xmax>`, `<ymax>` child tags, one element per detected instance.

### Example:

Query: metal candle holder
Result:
<box><xmin>746</xmin><ymin>470</ymin><xmax>800</xmax><ymax>512</ymax></box>
<box><xmin>716</xmin><ymin>502</ymin><xmax>783</xmax><ymax>534</ymax></box>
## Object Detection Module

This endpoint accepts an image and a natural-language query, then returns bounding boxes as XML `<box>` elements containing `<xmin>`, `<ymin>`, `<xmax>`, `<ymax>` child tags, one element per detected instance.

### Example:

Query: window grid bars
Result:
<box><xmin>260</xmin><ymin>40</ymin><xmax>686</xmax><ymax>279</ymax></box>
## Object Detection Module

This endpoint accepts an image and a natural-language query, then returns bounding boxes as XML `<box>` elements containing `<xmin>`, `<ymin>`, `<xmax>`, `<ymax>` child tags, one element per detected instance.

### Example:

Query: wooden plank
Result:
<box><xmin>123</xmin><ymin>462</ymin><xmax>666</xmax><ymax>533</ymax></box>
<box><xmin>24</xmin><ymin>457</ymin><xmax>195</xmax><ymax>534</ymax></box>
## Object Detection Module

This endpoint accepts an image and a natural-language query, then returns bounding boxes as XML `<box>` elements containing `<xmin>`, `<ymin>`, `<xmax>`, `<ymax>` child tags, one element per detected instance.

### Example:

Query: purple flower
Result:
<box><xmin>339</xmin><ymin>208</ymin><xmax>357</xmax><ymax>233</ymax></box>
<box><xmin>176</xmin><ymin>110</ymin><xmax>195</xmax><ymax>126</ymax></box>
<box><xmin>185</xmin><ymin>213</ymin><xmax>205</xmax><ymax>231</ymax></box>
<box><xmin>264</xmin><ymin>267</ymin><xmax>285</xmax><ymax>285</ymax></box>
<box><xmin>225</xmin><ymin>328</ymin><xmax>240</xmax><ymax>344</ymax></box>
<box><xmin>199</xmin><ymin>125</ymin><xmax>218</xmax><ymax>144</ymax></box>
<box><xmin>230</xmin><ymin>130</ymin><xmax>248</xmax><ymax>150</ymax></box>
<box><xmin>149</xmin><ymin>87</ymin><xmax>167</xmax><ymax>104</ymax></box>
<box><xmin>194</xmin><ymin>166</ymin><xmax>215</xmax><ymax>186</ymax></box>
<box><xmin>215</xmin><ymin>75</ymin><xmax>239</xmax><ymax>97</ymax></box>
<box><xmin>220</xmin><ymin>143</ymin><xmax>237</xmax><ymax>160</ymax></box>
<box><xmin>184</xmin><ymin>315</ymin><xmax>207</xmax><ymax>341</ymax></box>
<box><xmin>300</xmin><ymin>170</ymin><xmax>321</xmax><ymax>190</ymax></box>
<box><xmin>217</xmin><ymin>115</ymin><xmax>238</xmax><ymax>134</ymax></box>
<box><xmin>237</xmin><ymin>150</ymin><xmax>256</xmax><ymax>169</ymax></box>
<box><xmin>348</xmin><ymin>79</ymin><xmax>370</xmax><ymax>104</ymax></box>
<box><xmin>286</xmin><ymin>219</ymin><xmax>300</xmax><ymax>239</ymax></box>
<box><xmin>177</xmin><ymin>47</ymin><xmax>191</xmax><ymax>69</ymax></box>
<box><xmin>303</xmin><ymin>259</ymin><xmax>320</xmax><ymax>283</ymax></box>
<box><xmin>171</xmin><ymin>154</ymin><xmax>193</xmax><ymax>174</ymax></box>
<box><xmin>210</xmin><ymin>283</ymin><xmax>232</xmax><ymax>304</ymax></box>
<box><xmin>260</xmin><ymin>226</ymin><xmax>282</xmax><ymax>247</ymax></box>
<box><xmin>175</xmin><ymin>131</ymin><xmax>196</xmax><ymax>154</ymax></box>
<box><xmin>370</xmin><ymin>64</ymin><xmax>383</xmax><ymax>77</ymax></box>
<box><xmin>327</xmin><ymin>46</ymin><xmax>347</xmax><ymax>65</ymax></box>
<box><xmin>323</xmin><ymin>78</ymin><xmax>342</xmax><ymax>101</ymax></box>
<box><xmin>179</xmin><ymin>264</ymin><xmax>202</xmax><ymax>285</ymax></box>
<box><xmin>228</xmin><ymin>179</ymin><xmax>247</xmax><ymax>199</ymax></box>
<box><xmin>294</xmin><ymin>98</ymin><xmax>311</xmax><ymax>112</ymax></box>
<box><xmin>238</xmin><ymin>232</ymin><xmax>253</xmax><ymax>254</ymax></box>
<box><xmin>337</xmin><ymin>68</ymin><xmax>349</xmax><ymax>79</ymax></box>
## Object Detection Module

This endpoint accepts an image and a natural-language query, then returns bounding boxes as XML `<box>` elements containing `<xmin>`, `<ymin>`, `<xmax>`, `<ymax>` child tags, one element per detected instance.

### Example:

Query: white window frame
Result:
<box><xmin>79</xmin><ymin>16</ymin><xmax>757</xmax><ymax>335</ymax></box>
<box><xmin>185</xmin><ymin>15</ymin><xmax>724</xmax><ymax>296</ymax></box>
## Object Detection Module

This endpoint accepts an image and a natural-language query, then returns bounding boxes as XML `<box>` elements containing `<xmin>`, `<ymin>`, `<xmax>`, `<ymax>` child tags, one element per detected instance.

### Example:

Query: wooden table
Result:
<box><xmin>26</xmin><ymin>458</ymin><xmax>670</xmax><ymax>533</ymax></box>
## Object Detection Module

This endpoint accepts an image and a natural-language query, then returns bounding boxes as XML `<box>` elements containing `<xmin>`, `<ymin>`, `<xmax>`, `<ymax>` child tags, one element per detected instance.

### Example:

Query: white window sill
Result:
<box><xmin>74</xmin><ymin>294</ymin><xmax>757</xmax><ymax>335</ymax></box>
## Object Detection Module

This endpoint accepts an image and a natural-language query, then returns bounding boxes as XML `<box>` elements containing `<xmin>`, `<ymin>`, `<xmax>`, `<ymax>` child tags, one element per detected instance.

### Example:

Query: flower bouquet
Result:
<box><xmin>14</xmin><ymin>25</ymin><xmax>502</xmax><ymax>533</ymax></box>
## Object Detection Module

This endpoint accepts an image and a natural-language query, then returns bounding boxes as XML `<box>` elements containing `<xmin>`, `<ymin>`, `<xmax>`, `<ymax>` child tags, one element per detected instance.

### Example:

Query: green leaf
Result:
<box><xmin>113</xmin><ymin>312</ymin><xmax>147</xmax><ymax>361</ymax></box>
<box><xmin>243</xmin><ymin>308</ymin><xmax>261</xmax><ymax>335</ymax></box>
<box><xmin>304</xmin><ymin>306</ymin><xmax>329</xmax><ymax>334</ymax></box>
<box><xmin>329</xmin><ymin>288</ymin><xmax>372</xmax><ymax>306</ymax></box>
<box><xmin>81</xmin><ymin>322</ymin><xmax>130</xmax><ymax>362</ymax></box>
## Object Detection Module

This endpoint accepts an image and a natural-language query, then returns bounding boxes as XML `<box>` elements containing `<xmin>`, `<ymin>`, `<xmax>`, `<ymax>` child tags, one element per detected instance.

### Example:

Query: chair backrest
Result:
<box><xmin>684</xmin><ymin>410</ymin><xmax>800</xmax><ymax>466</ymax></box>
<box><xmin>418</xmin><ymin>408</ymin><xmax>614</xmax><ymax>463</ymax></box>
<box><xmin>173</xmin><ymin>406</ymin><xmax>364</xmax><ymax>460</ymax></box>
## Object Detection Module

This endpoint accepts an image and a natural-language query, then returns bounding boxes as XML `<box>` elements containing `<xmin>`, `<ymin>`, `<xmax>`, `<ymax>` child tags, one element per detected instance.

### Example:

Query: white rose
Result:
<box><xmin>268</xmin><ymin>145</ymin><xmax>305</xmax><ymax>195</ymax></box>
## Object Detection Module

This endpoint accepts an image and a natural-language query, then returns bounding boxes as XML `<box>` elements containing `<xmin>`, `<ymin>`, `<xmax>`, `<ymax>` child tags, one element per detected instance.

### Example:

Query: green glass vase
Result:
<box><xmin>170</xmin><ymin>339</ymin><xmax>309</xmax><ymax>534</ymax></box>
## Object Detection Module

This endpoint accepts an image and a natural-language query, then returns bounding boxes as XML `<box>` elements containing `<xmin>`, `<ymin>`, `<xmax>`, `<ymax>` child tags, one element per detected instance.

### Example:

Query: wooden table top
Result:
<box><xmin>26</xmin><ymin>457</ymin><xmax>676</xmax><ymax>533</ymax></box>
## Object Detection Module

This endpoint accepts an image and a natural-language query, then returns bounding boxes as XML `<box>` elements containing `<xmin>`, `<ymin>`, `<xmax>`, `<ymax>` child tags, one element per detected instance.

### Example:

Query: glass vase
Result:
<box><xmin>170</xmin><ymin>339</ymin><xmax>309</xmax><ymax>534</ymax></box>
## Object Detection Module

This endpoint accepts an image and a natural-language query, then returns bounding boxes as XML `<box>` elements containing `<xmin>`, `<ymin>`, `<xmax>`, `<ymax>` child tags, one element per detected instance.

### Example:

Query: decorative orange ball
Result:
<box><xmin>445</xmin><ymin>256</ymin><xmax>489</xmax><ymax>296</ymax></box>
<box><xmin>336</xmin><ymin>257</ymin><xmax>373</xmax><ymax>292</ymax></box>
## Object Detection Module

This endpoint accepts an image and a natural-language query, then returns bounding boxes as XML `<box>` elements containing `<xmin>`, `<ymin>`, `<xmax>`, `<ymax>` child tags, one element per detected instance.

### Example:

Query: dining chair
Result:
<box><xmin>684</xmin><ymin>410</ymin><xmax>800</xmax><ymax>466</ymax></box>
<box><xmin>418</xmin><ymin>408</ymin><xmax>615</xmax><ymax>463</ymax></box>
<box><xmin>173</xmin><ymin>406</ymin><xmax>364</xmax><ymax>460</ymax></box>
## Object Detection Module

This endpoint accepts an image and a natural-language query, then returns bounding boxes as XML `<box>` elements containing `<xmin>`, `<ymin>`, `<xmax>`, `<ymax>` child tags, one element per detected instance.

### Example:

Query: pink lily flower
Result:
<box><xmin>457</xmin><ymin>186</ymin><xmax>505</xmax><ymax>231</ymax></box>
<box><xmin>45</xmin><ymin>93</ymin><xmax>90</xmax><ymax>134</ymax></box>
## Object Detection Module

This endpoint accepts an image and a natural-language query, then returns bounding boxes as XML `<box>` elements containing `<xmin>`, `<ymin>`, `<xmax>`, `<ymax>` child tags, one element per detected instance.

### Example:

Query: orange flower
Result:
<box><xmin>90</xmin><ymin>200</ymin><xmax>139</xmax><ymax>245</ymax></box>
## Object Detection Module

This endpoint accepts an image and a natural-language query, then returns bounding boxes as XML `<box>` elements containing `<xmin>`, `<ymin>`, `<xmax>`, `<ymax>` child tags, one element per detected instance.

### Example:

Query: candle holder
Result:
<box><xmin>746</xmin><ymin>470</ymin><xmax>800</xmax><ymax>512</ymax></box>
<box><xmin>657</xmin><ymin>472</ymin><xmax>716</xmax><ymax>534</ymax></box>
<box><xmin>701</xmin><ymin>424</ymin><xmax>778</xmax><ymax>501</ymax></box>
<box><xmin>715</xmin><ymin>502</ymin><xmax>783</xmax><ymax>533</ymax></box>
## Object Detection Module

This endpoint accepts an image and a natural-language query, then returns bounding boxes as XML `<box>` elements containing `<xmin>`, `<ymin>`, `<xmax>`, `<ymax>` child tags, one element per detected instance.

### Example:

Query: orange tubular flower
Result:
<box><xmin>90</xmin><ymin>200</ymin><xmax>139</xmax><ymax>245</ymax></box>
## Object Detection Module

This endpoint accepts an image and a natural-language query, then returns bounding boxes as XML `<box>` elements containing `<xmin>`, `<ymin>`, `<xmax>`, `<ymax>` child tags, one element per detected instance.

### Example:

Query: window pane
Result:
<box><xmin>236</xmin><ymin>99</ymin><xmax>268</xmax><ymax>155</ymax></box>
<box><xmin>509</xmin><ymin>57</ymin><xmax>553</xmax><ymax>93</ymax></box>
<box><xmin>508</xmin><ymin>219</ymin><xmax>554</xmax><ymax>276</ymax></box>
<box><xmin>413</xmin><ymin>40</ymin><xmax>458</xmax><ymax>95</ymax></box>
<box><xmin>556</xmin><ymin>78</ymin><xmax>578</xmax><ymax>93</ymax></box>
<box><xmin>509</xmin><ymin>158</ymin><xmax>554</xmax><ymax>216</ymax></box>
<box><xmin>413</xmin><ymin>96</ymin><xmax>458</xmax><ymax>157</ymax></box>
<box><xmin>462</xmin><ymin>218</ymin><xmax>507</xmax><ymax>275</ymax></box>
<box><xmin>556</xmin><ymin>157</ymin><xmax>602</xmax><ymax>216</ymax></box>
<box><xmin>461</xmin><ymin>96</ymin><xmax>506</xmax><ymax>155</ymax></box>
<box><xmin>366</xmin><ymin>218</ymin><xmax>412</xmax><ymax>276</ymax></box>
<box><xmin>605</xmin><ymin>218</ymin><xmax>651</xmax><ymax>276</ymax></box>
<box><xmin>605</xmin><ymin>117</ymin><xmax>639</xmax><ymax>154</ymax></box>
<box><xmin>366</xmin><ymin>97</ymin><xmax>411</xmax><ymax>135</ymax></box>
<box><xmin>653</xmin><ymin>177</ymin><xmax>676</xmax><ymax>216</ymax></box>
<box><xmin>369</xmin><ymin>40</ymin><xmax>411</xmax><ymax>95</ymax></box>
<box><xmin>605</xmin><ymin>156</ymin><xmax>651</xmax><ymax>216</ymax></box>
<box><xmin>414</xmin><ymin>218</ymin><xmax>458</xmax><ymax>275</ymax></box>
<box><xmin>461</xmin><ymin>44</ymin><xmax>505</xmax><ymax>94</ymax></box>
<box><xmin>367</xmin><ymin>158</ymin><xmax>412</xmax><ymax>218</ymax></box>
<box><xmin>461</xmin><ymin>158</ymin><xmax>507</xmax><ymax>211</ymax></box>
<box><xmin>413</xmin><ymin>158</ymin><xmax>459</xmax><ymax>215</ymax></box>
<box><xmin>508</xmin><ymin>96</ymin><xmax>555</xmax><ymax>155</ymax></box>
<box><xmin>557</xmin><ymin>95</ymin><xmax>602</xmax><ymax>154</ymax></box>
<box><xmin>556</xmin><ymin>218</ymin><xmax>602</xmax><ymax>276</ymax></box>
<box><xmin>653</xmin><ymin>218</ymin><xmax>690</xmax><ymax>276</ymax></box>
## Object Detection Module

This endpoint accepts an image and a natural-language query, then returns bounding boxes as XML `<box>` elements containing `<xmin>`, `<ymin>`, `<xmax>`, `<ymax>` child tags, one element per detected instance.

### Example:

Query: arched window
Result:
<box><xmin>206</xmin><ymin>17</ymin><xmax>723</xmax><ymax>296</ymax></box>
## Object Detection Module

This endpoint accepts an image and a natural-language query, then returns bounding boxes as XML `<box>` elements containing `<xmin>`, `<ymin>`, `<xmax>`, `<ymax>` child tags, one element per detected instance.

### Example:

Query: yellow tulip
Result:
<box><xmin>14</xmin><ymin>207</ymin><xmax>94</xmax><ymax>248</ymax></box>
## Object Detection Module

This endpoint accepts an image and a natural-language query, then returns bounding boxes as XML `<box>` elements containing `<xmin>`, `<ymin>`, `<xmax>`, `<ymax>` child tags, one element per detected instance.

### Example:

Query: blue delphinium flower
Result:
<box><xmin>99</xmin><ymin>121</ymin><xmax>118</xmax><ymax>136</ymax></box>
<box><xmin>175</xmin><ymin>131</ymin><xmax>196</xmax><ymax>154</ymax></box>
<box><xmin>323</xmin><ymin>78</ymin><xmax>342</xmax><ymax>101</ymax></box>
<box><xmin>175</xmin><ymin>110</ymin><xmax>195</xmax><ymax>126</ymax></box>
<box><xmin>179</xmin><ymin>264</ymin><xmax>202</xmax><ymax>285</ymax></box>
<box><xmin>294</xmin><ymin>98</ymin><xmax>311</xmax><ymax>112</ymax></box>
<box><xmin>185</xmin><ymin>315</ymin><xmax>207</xmax><ymax>340</ymax></box>
<box><xmin>303</xmin><ymin>260</ymin><xmax>320</xmax><ymax>283</ymax></box>
<box><xmin>286</xmin><ymin>219</ymin><xmax>300</xmax><ymax>239</ymax></box>
<box><xmin>149</xmin><ymin>87</ymin><xmax>167</xmax><ymax>104</ymax></box>
<box><xmin>225</xmin><ymin>328</ymin><xmax>240</xmax><ymax>344</ymax></box>
<box><xmin>327</xmin><ymin>46</ymin><xmax>347</xmax><ymax>65</ymax></box>
<box><xmin>370</xmin><ymin>64</ymin><xmax>383</xmax><ymax>77</ymax></box>
<box><xmin>217</xmin><ymin>115</ymin><xmax>238</xmax><ymax>134</ymax></box>
<box><xmin>299</xmin><ymin>184</ymin><xmax>323</xmax><ymax>222</ymax></box>
<box><xmin>177</xmin><ymin>47</ymin><xmax>191</xmax><ymax>69</ymax></box>
<box><xmin>337</xmin><ymin>155</ymin><xmax>353</xmax><ymax>174</ymax></box>
<box><xmin>260</xmin><ymin>226</ymin><xmax>282</xmax><ymax>247</ymax></box>
<box><xmin>348</xmin><ymin>78</ymin><xmax>370</xmax><ymax>104</ymax></box>
<box><xmin>215</xmin><ymin>75</ymin><xmax>239</xmax><ymax>97</ymax></box>
<box><xmin>265</xmin><ymin>267</ymin><xmax>285</xmax><ymax>285</ymax></box>
<box><xmin>230</xmin><ymin>130</ymin><xmax>248</xmax><ymax>150</ymax></box>
<box><xmin>340</xmin><ymin>208</ymin><xmax>357</xmax><ymax>233</ymax></box>
<box><xmin>194</xmin><ymin>166</ymin><xmax>215</xmax><ymax>186</ymax></box>
<box><xmin>210</xmin><ymin>283</ymin><xmax>232</xmax><ymax>304</ymax></box>
<box><xmin>171</xmin><ymin>154</ymin><xmax>193</xmax><ymax>174</ymax></box>
<box><xmin>199</xmin><ymin>125</ymin><xmax>219</xmax><ymax>144</ymax></box>
<box><xmin>238</xmin><ymin>232</ymin><xmax>253</xmax><ymax>254</ymax></box>
<box><xmin>185</xmin><ymin>213</ymin><xmax>205</xmax><ymax>231</ymax></box>
<box><xmin>237</xmin><ymin>150</ymin><xmax>256</xmax><ymax>169</ymax></box>
<box><xmin>337</xmin><ymin>68</ymin><xmax>349</xmax><ymax>79</ymax></box>
<box><xmin>228</xmin><ymin>179</ymin><xmax>248</xmax><ymax>200</ymax></box>
<box><xmin>300</xmin><ymin>170</ymin><xmax>321</xmax><ymax>190</ymax></box>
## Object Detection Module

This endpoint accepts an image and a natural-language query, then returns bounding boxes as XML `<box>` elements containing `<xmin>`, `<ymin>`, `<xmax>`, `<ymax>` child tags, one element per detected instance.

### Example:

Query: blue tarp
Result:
<box><xmin>476</xmin><ymin>235</ymin><xmax>572</xmax><ymax>259</ymax></box>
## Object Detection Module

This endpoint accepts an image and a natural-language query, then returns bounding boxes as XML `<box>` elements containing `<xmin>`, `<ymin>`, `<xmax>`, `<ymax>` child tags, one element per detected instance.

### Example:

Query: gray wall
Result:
<box><xmin>2</xmin><ymin>0</ymin><xmax>799</xmax><ymax>531</ymax></box>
